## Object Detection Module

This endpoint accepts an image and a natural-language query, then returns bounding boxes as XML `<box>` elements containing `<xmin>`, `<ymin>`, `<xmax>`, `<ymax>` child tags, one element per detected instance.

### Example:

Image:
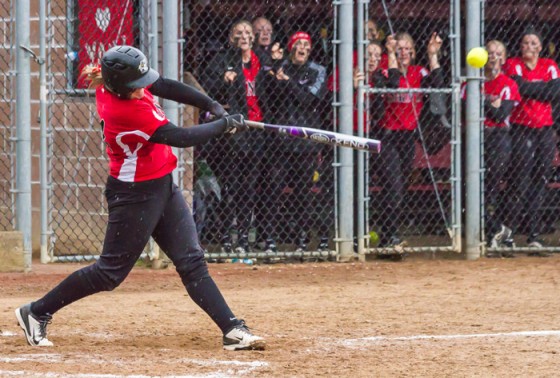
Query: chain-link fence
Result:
<box><xmin>188</xmin><ymin>2</ymin><xmax>336</xmax><ymax>259</ymax></box>
<box><xmin>484</xmin><ymin>2</ymin><xmax>560</xmax><ymax>256</ymax></box>
<box><xmin>356</xmin><ymin>0</ymin><xmax>461</xmax><ymax>257</ymax></box>
<box><xmin>30</xmin><ymin>0</ymin><xmax>560</xmax><ymax>263</ymax></box>
<box><xmin>0</xmin><ymin>1</ymin><xmax>16</xmax><ymax>232</ymax></box>
<box><xmin>42</xmin><ymin>0</ymin><xmax>459</xmax><ymax>262</ymax></box>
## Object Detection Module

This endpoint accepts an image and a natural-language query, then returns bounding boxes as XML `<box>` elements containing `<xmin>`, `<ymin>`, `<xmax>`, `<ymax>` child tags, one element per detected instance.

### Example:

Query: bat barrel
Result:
<box><xmin>245</xmin><ymin>120</ymin><xmax>381</xmax><ymax>153</ymax></box>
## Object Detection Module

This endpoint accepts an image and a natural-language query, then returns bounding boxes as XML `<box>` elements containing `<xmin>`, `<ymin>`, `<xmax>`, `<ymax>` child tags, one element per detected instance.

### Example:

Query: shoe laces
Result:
<box><xmin>236</xmin><ymin>319</ymin><xmax>261</xmax><ymax>335</ymax></box>
<box><xmin>37</xmin><ymin>314</ymin><xmax>52</xmax><ymax>339</ymax></box>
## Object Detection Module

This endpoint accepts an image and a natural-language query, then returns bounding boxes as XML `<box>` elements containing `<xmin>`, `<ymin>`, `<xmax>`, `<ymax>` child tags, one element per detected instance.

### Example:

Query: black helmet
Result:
<box><xmin>101</xmin><ymin>45</ymin><xmax>159</xmax><ymax>97</ymax></box>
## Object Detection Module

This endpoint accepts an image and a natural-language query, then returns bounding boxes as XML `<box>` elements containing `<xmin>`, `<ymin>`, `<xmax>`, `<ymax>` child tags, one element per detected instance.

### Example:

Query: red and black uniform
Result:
<box><xmin>374</xmin><ymin>66</ymin><xmax>444</xmax><ymax>244</ymax></box>
<box><xmin>30</xmin><ymin>77</ymin><xmax>244</xmax><ymax>335</ymax></box>
<box><xmin>461</xmin><ymin>74</ymin><xmax>521</xmax><ymax>240</ymax></box>
<box><xmin>503</xmin><ymin>57</ymin><xmax>559</xmax><ymax>238</ymax></box>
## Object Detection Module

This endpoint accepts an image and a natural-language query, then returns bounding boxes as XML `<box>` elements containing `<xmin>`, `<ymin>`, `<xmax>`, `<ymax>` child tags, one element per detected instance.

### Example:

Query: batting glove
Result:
<box><xmin>224</xmin><ymin>114</ymin><xmax>248</xmax><ymax>135</ymax></box>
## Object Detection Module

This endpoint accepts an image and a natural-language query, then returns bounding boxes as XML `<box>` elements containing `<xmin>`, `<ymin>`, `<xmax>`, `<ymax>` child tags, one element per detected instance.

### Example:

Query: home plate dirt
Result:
<box><xmin>1</xmin><ymin>256</ymin><xmax>560</xmax><ymax>377</ymax></box>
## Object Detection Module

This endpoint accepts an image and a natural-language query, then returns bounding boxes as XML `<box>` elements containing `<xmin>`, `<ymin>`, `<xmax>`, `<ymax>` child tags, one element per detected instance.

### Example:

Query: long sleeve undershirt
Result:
<box><xmin>148</xmin><ymin>119</ymin><xmax>227</xmax><ymax>148</ymax></box>
<box><xmin>484</xmin><ymin>99</ymin><xmax>514</xmax><ymax>123</ymax></box>
<box><xmin>149</xmin><ymin>77</ymin><xmax>215</xmax><ymax>111</ymax></box>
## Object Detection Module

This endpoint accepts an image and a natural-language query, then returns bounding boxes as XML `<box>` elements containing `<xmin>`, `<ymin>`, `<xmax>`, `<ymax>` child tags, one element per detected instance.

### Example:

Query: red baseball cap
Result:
<box><xmin>287</xmin><ymin>31</ymin><xmax>312</xmax><ymax>52</ymax></box>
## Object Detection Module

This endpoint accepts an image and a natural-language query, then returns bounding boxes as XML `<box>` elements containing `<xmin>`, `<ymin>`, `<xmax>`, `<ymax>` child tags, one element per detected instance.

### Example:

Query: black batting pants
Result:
<box><xmin>484</xmin><ymin>127</ymin><xmax>511</xmax><ymax>237</ymax></box>
<box><xmin>374</xmin><ymin>130</ymin><xmax>416</xmax><ymax>239</ymax></box>
<box><xmin>506</xmin><ymin>124</ymin><xmax>555</xmax><ymax>237</ymax></box>
<box><xmin>32</xmin><ymin>174</ymin><xmax>237</xmax><ymax>332</ymax></box>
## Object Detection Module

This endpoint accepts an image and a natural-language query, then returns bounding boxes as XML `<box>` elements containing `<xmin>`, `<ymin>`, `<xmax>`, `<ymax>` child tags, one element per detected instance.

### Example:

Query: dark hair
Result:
<box><xmin>521</xmin><ymin>27</ymin><xmax>543</xmax><ymax>45</ymax></box>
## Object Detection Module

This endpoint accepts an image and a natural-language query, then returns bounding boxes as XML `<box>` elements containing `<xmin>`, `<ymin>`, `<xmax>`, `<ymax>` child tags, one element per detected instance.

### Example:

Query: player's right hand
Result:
<box><xmin>224</xmin><ymin>114</ymin><xmax>248</xmax><ymax>135</ymax></box>
<box><xmin>224</xmin><ymin>71</ymin><xmax>238</xmax><ymax>83</ymax></box>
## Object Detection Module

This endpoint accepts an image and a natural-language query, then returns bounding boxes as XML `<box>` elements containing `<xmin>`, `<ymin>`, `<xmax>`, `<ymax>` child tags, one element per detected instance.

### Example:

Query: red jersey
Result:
<box><xmin>381</xmin><ymin>65</ymin><xmax>429</xmax><ymax>131</ymax></box>
<box><xmin>243</xmin><ymin>50</ymin><xmax>263</xmax><ymax>121</ymax></box>
<box><xmin>503</xmin><ymin>57</ymin><xmax>559</xmax><ymax>128</ymax></box>
<box><xmin>96</xmin><ymin>86</ymin><xmax>176</xmax><ymax>182</ymax></box>
<box><xmin>460</xmin><ymin>73</ymin><xmax>521</xmax><ymax>128</ymax></box>
<box><xmin>379</xmin><ymin>53</ymin><xmax>388</xmax><ymax>70</ymax></box>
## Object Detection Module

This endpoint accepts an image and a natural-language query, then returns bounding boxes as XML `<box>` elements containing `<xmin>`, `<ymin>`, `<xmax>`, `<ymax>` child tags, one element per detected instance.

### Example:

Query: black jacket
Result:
<box><xmin>259</xmin><ymin>58</ymin><xmax>329</xmax><ymax>153</ymax></box>
<box><xmin>200</xmin><ymin>48</ymin><xmax>266</xmax><ymax>151</ymax></box>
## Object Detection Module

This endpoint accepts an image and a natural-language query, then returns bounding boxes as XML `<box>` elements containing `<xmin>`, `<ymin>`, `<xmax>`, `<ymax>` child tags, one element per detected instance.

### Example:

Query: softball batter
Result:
<box><xmin>15</xmin><ymin>45</ymin><xmax>265</xmax><ymax>351</ymax></box>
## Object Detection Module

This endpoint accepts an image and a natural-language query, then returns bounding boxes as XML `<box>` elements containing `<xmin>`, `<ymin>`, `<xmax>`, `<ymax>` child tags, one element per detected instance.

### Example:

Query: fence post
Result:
<box><xmin>337</xmin><ymin>0</ymin><xmax>355</xmax><ymax>261</ymax></box>
<box><xmin>16</xmin><ymin>0</ymin><xmax>32</xmax><ymax>270</ymax></box>
<box><xmin>39</xmin><ymin>0</ymin><xmax>50</xmax><ymax>264</ymax></box>
<box><xmin>162</xmin><ymin>0</ymin><xmax>180</xmax><ymax>183</ymax></box>
<box><xmin>465</xmin><ymin>0</ymin><xmax>483</xmax><ymax>260</ymax></box>
<box><xmin>355</xmin><ymin>0</ymin><xmax>366</xmax><ymax>259</ymax></box>
<box><xmin>451</xmin><ymin>0</ymin><xmax>463</xmax><ymax>252</ymax></box>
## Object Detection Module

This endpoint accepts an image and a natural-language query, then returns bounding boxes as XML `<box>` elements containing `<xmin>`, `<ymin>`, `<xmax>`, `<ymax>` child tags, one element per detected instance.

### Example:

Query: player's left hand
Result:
<box><xmin>427</xmin><ymin>32</ymin><xmax>443</xmax><ymax>56</ymax></box>
<box><xmin>224</xmin><ymin>114</ymin><xmax>249</xmax><ymax>135</ymax></box>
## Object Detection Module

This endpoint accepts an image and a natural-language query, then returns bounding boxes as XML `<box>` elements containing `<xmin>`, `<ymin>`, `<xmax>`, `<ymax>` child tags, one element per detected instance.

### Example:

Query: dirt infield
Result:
<box><xmin>1</xmin><ymin>255</ymin><xmax>560</xmax><ymax>377</ymax></box>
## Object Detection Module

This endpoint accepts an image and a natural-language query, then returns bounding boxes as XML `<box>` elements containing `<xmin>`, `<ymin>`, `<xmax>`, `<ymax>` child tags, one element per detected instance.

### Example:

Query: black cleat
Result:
<box><xmin>15</xmin><ymin>303</ymin><xmax>53</xmax><ymax>347</ymax></box>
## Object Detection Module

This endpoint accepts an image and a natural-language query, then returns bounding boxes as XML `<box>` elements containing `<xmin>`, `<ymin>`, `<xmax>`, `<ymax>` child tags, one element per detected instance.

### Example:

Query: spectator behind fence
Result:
<box><xmin>327</xmin><ymin>18</ymin><xmax>384</xmax><ymax>92</ymax></box>
<box><xmin>462</xmin><ymin>40</ymin><xmax>521</xmax><ymax>255</ymax></box>
<box><xmin>251</xmin><ymin>16</ymin><xmax>285</xmax><ymax>254</ymax></box>
<box><xmin>200</xmin><ymin>20</ymin><xmax>266</xmax><ymax>254</ymax></box>
<box><xmin>502</xmin><ymin>28</ymin><xmax>559</xmax><ymax>252</ymax></box>
<box><xmin>259</xmin><ymin>31</ymin><xmax>331</xmax><ymax>253</ymax></box>
<box><xmin>367</xmin><ymin>18</ymin><xmax>389</xmax><ymax>70</ymax></box>
<box><xmin>352</xmin><ymin>40</ymin><xmax>387</xmax><ymax>250</ymax></box>
<box><xmin>374</xmin><ymin>31</ymin><xmax>443</xmax><ymax>248</ymax></box>
<box><xmin>252</xmin><ymin>16</ymin><xmax>284</xmax><ymax>73</ymax></box>
<box><xmin>352</xmin><ymin>40</ymin><xmax>387</xmax><ymax>135</ymax></box>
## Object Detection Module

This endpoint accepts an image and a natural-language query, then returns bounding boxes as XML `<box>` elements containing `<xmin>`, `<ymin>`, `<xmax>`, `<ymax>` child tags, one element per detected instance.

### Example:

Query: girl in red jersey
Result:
<box><xmin>353</xmin><ymin>40</ymin><xmax>387</xmax><ymax>134</ymax></box>
<box><xmin>375</xmin><ymin>32</ymin><xmax>443</xmax><ymax>248</ymax></box>
<box><xmin>14</xmin><ymin>46</ymin><xmax>265</xmax><ymax>351</ymax></box>
<box><xmin>502</xmin><ymin>29</ymin><xmax>559</xmax><ymax>250</ymax></box>
<box><xmin>462</xmin><ymin>40</ymin><xmax>521</xmax><ymax>254</ymax></box>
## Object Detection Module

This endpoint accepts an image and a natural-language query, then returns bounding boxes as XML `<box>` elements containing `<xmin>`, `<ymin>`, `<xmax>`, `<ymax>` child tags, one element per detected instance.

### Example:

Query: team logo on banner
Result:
<box><xmin>77</xmin><ymin>2</ymin><xmax>134</xmax><ymax>88</ymax></box>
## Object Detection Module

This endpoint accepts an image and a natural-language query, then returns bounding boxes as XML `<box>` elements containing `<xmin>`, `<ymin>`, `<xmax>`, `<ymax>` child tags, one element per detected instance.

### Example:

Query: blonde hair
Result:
<box><xmin>395</xmin><ymin>32</ymin><xmax>416</xmax><ymax>60</ymax></box>
<box><xmin>80</xmin><ymin>64</ymin><xmax>104</xmax><ymax>90</ymax></box>
<box><xmin>486</xmin><ymin>39</ymin><xmax>507</xmax><ymax>61</ymax></box>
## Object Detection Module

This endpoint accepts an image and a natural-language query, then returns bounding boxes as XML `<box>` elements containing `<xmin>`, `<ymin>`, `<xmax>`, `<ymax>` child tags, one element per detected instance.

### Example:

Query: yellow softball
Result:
<box><xmin>466</xmin><ymin>47</ymin><xmax>488</xmax><ymax>68</ymax></box>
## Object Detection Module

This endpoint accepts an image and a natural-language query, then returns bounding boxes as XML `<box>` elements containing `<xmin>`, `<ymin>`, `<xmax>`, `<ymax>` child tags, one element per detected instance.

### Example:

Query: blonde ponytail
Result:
<box><xmin>80</xmin><ymin>64</ymin><xmax>104</xmax><ymax>89</ymax></box>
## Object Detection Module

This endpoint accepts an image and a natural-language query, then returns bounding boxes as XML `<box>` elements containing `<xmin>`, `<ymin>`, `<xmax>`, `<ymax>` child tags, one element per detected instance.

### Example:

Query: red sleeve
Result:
<box><xmin>502</xmin><ymin>58</ymin><xmax>515</xmax><ymax>76</ymax></box>
<box><xmin>508</xmin><ymin>79</ymin><xmax>521</xmax><ymax>103</ymax></box>
<box><xmin>545</xmin><ymin>59</ymin><xmax>559</xmax><ymax>80</ymax></box>
<box><xmin>379</xmin><ymin>54</ymin><xmax>388</xmax><ymax>70</ymax></box>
